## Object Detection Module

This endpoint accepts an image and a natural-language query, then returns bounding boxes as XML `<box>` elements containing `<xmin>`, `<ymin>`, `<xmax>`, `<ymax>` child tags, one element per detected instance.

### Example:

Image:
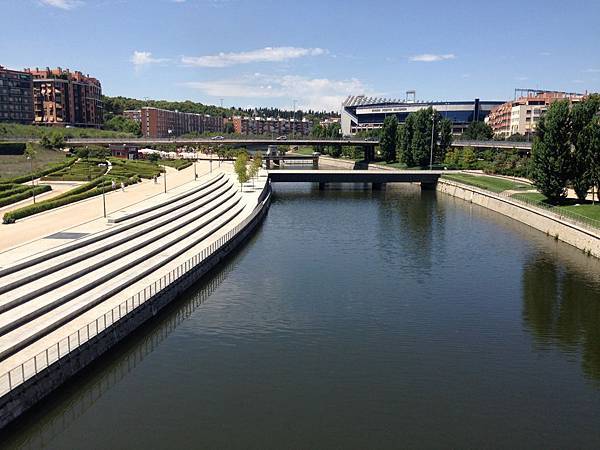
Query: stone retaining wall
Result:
<box><xmin>437</xmin><ymin>179</ymin><xmax>600</xmax><ymax>259</ymax></box>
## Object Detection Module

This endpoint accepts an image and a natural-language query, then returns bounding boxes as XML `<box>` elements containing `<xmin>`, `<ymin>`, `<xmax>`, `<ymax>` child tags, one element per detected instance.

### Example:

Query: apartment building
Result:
<box><xmin>0</xmin><ymin>66</ymin><xmax>34</xmax><ymax>124</ymax></box>
<box><xmin>485</xmin><ymin>90</ymin><xmax>585</xmax><ymax>138</ymax></box>
<box><xmin>230</xmin><ymin>116</ymin><xmax>312</xmax><ymax>136</ymax></box>
<box><xmin>25</xmin><ymin>68</ymin><xmax>103</xmax><ymax>128</ymax></box>
<box><xmin>139</xmin><ymin>107</ymin><xmax>224</xmax><ymax>138</ymax></box>
<box><xmin>123</xmin><ymin>109</ymin><xmax>141</xmax><ymax>122</ymax></box>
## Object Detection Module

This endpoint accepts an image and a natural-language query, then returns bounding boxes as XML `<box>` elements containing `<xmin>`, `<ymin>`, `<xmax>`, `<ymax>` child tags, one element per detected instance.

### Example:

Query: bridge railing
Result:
<box><xmin>0</xmin><ymin>193</ymin><xmax>269</xmax><ymax>399</ymax></box>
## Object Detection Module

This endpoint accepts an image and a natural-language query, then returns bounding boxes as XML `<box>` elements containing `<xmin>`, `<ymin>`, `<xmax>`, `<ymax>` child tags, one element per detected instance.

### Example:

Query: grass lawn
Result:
<box><xmin>293</xmin><ymin>147</ymin><xmax>314</xmax><ymax>156</ymax></box>
<box><xmin>0</xmin><ymin>146</ymin><xmax>67</xmax><ymax>179</ymax></box>
<box><xmin>442</xmin><ymin>173</ymin><xmax>531</xmax><ymax>193</ymax></box>
<box><xmin>108</xmin><ymin>158</ymin><xmax>162</xmax><ymax>179</ymax></box>
<box><xmin>511</xmin><ymin>192</ymin><xmax>600</xmax><ymax>226</ymax></box>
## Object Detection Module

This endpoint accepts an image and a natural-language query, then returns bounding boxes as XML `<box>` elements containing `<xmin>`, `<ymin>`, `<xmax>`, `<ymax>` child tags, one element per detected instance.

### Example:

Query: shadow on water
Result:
<box><xmin>0</xmin><ymin>247</ymin><xmax>243</xmax><ymax>450</ymax></box>
<box><xmin>522</xmin><ymin>252</ymin><xmax>600</xmax><ymax>384</ymax></box>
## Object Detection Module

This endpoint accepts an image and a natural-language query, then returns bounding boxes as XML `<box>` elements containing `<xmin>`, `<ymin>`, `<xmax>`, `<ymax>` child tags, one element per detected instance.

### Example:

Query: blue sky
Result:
<box><xmin>1</xmin><ymin>0</ymin><xmax>599</xmax><ymax>112</ymax></box>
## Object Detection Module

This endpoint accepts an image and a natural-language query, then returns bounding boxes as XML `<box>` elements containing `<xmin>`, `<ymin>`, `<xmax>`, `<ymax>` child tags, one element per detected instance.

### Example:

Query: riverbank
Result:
<box><xmin>437</xmin><ymin>178</ymin><xmax>600</xmax><ymax>258</ymax></box>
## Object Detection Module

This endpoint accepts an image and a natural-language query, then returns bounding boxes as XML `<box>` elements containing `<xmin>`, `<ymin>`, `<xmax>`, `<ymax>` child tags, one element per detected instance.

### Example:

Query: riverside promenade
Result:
<box><xmin>0</xmin><ymin>164</ymin><xmax>271</xmax><ymax>427</ymax></box>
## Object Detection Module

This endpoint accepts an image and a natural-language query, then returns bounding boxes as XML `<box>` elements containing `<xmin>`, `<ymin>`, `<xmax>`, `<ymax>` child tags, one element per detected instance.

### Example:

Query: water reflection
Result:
<box><xmin>522</xmin><ymin>252</ymin><xmax>600</xmax><ymax>383</ymax></box>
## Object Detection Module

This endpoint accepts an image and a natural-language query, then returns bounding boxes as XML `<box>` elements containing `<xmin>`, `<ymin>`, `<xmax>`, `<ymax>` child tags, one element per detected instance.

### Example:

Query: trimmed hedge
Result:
<box><xmin>0</xmin><ymin>185</ymin><xmax>52</xmax><ymax>208</ymax></box>
<box><xmin>0</xmin><ymin>184</ymin><xmax>30</xmax><ymax>197</ymax></box>
<box><xmin>0</xmin><ymin>157</ymin><xmax>77</xmax><ymax>184</ymax></box>
<box><xmin>3</xmin><ymin>176</ymin><xmax>140</xmax><ymax>223</ymax></box>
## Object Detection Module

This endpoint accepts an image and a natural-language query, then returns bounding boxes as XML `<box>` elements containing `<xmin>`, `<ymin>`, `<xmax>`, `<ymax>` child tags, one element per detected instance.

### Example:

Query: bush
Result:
<box><xmin>0</xmin><ymin>185</ymin><xmax>52</xmax><ymax>208</ymax></box>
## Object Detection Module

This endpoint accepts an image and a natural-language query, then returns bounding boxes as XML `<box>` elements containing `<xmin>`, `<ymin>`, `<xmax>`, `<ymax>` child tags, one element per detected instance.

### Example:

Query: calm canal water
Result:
<box><xmin>3</xmin><ymin>183</ymin><xmax>600</xmax><ymax>449</ymax></box>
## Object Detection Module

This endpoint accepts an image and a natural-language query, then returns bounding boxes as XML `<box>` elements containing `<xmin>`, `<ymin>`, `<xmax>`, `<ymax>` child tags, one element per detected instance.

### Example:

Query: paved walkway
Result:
<box><xmin>0</xmin><ymin>161</ymin><xmax>231</xmax><ymax>252</ymax></box>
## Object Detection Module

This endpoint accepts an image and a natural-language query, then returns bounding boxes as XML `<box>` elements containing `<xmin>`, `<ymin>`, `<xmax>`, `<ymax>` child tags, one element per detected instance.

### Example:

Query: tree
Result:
<box><xmin>398</xmin><ymin>116</ymin><xmax>415</xmax><ymax>166</ymax></box>
<box><xmin>570</xmin><ymin>94</ymin><xmax>600</xmax><ymax>200</ymax></box>
<box><xmin>147</xmin><ymin>152</ymin><xmax>160</xmax><ymax>163</ymax></box>
<box><xmin>459</xmin><ymin>147</ymin><xmax>476</xmax><ymax>169</ymax></box>
<box><xmin>104</xmin><ymin>115</ymin><xmax>142</xmax><ymax>136</ymax></box>
<box><xmin>438</xmin><ymin>118</ymin><xmax>453</xmax><ymax>163</ymax></box>
<box><xmin>248</xmin><ymin>153</ymin><xmax>263</xmax><ymax>187</ymax></box>
<box><xmin>410</xmin><ymin>107</ymin><xmax>436</xmax><ymax>167</ymax></box>
<box><xmin>224</xmin><ymin>122</ymin><xmax>235</xmax><ymax>134</ymax></box>
<box><xmin>443</xmin><ymin>148</ymin><xmax>460</xmax><ymax>168</ymax></box>
<box><xmin>531</xmin><ymin>100</ymin><xmax>572</xmax><ymax>203</ymax></box>
<box><xmin>578</xmin><ymin>118</ymin><xmax>600</xmax><ymax>203</ymax></box>
<box><xmin>462</xmin><ymin>121</ymin><xmax>494</xmax><ymax>140</ymax></box>
<box><xmin>234</xmin><ymin>153</ymin><xmax>249</xmax><ymax>191</ymax></box>
<box><xmin>380</xmin><ymin>115</ymin><xmax>398</xmax><ymax>162</ymax></box>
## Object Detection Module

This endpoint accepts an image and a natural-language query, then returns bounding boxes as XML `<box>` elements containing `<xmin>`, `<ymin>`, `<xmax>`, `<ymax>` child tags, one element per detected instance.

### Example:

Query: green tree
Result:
<box><xmin>410</xmin><ymin>107</ymin><xmax>436</xmax><ymax>167</ymax></box>
<box><xmin>570</xmin><ymin>94</ymin><xmax>600</xmax><ymax>200</ymax></box>
<box><xmin>531</xmin><ymin>100</ymin><xmax>572</xmax><ymax>203</ymax></box>
<box><xmin>380</xmin><ymin>115</ymin><xmax>398</xmax><ymax>162</ymax></box>
<box><xmin>224</xmin><ymin>122</ymin><xmax>235</xmax><ymax>134</ymax></box>
<box><xmin>462</xmin><ymin>121</ymin><xmax>494</xmax><ymax>140</ymax></box>
<box><xmin>234</xmin><ymin>153</ymin><xmax>249</xmax><ymax>191</ymax></box>
<box><xmin>443</xmin><ymin>148</ymin><xmax>460</xmax><ymax>168</ymax></box>
<box><xmin>438</xmin><ymin>118</ymin><xmax>453</xmax><ymax>163</ymax></box>
<box><xmin>459</xmin><ymin>147</ymin><xmax>476</xmax><ymax>169</ymax></box>
<box><xmin>578</xmin><ymin>118</ymin><xmax>600</xmax><ymax>202</ymax></box>
<box><xmin>398</xmin><ymin>116</ymin><xmax>415</xmax><ymax>166</ymax></box>
<box><xmin>104</xmin><ymin>115</ymin><xmax>141</xmax><ymax>136</ymax></box>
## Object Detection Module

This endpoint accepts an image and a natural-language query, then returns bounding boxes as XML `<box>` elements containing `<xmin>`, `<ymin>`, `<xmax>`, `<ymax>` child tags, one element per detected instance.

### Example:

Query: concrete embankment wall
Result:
<box><xmin>0</xmin><ymin>184</ymin><xmax>272</xmax><ymax>429</ymax></box>
<box><xmin>437</xmin><ymin>179</ymin><xmax>600</xmax><ymax>259</ymax></box>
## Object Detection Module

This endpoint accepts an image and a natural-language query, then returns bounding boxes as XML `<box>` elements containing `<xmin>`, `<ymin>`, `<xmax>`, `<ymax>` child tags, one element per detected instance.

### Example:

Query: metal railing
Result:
<box><xmin>0</xmin><ymin>191</ymin><xmax>270</xmax><ymax>398</ymax></box>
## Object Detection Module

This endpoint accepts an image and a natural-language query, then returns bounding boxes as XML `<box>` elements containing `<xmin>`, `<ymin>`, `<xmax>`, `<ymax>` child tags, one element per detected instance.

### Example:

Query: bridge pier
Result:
<box><xmin>313</xmin><ymin>156</ymin><xmax>319</xmax><ymax>169</ymax></box>
<box><xmin>420</xmin><ymin>181</ymin><xmax>438</xmax><ymax>190</ymax></box>
<box><xmin>372</xmin><ymin>182</ymin><xmax>386</xmax><ymax>191</ymax></box>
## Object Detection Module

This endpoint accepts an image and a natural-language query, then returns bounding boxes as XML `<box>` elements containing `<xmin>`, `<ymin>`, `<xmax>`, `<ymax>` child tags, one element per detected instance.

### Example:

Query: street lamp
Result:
<box><xmin>429</xmin><ymin>113</ymin><xmax>435</xmax><ymax>170</ymax></box>
<box><xmin>27</xmin><ymin>156</ymin><xmax>35</xmax><ymax>204</ymax></box>
<box><xmin>98</xmin><ymin>163</ymin><xmax>107</xmax><ymax>217</ymax></box>
<box><xmin>193</xmin><ymin>155</ymin><xmax>197</xmax><ymax>180</ymax></box>
<box><xmin>163</xmin><ymin>163</ymin><xmax>167</xmax><ymax>193</ymax></box>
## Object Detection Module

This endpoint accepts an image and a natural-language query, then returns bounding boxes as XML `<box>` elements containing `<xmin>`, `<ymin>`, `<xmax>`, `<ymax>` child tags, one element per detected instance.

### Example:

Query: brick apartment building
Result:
<box><xmin>229</xmin><ymin>116</ymin><xmax>312</xmax><ymax>136</ymax></box>
<box><xmin>139</xmin><ymin>107</ymin><xmax>223</xmax><ymax>138</ymax></box>
<box><xmin>485</xmin><ymin>90</ymin><xmax>585</xmax><ymax>138</ymax></box>
<box><xmin>0</xmin><ymin>66</ymin><xmax>34</xmax><ymax>124</ymax></box>
<box><xmin>25</xmin><ymin>67</ymin><xmax>103</xmax><ymax>128</ymax></box>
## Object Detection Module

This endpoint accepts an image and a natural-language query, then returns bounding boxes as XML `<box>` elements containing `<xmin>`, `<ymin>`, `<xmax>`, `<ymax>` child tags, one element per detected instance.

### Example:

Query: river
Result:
<box><xmin>3</xmin><ymin>183</ymin><xmax>600</xmax><ymax>449</ymax></box>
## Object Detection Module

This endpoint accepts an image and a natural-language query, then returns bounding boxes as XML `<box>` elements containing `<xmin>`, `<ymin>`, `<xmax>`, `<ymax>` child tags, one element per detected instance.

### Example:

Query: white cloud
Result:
<box><xmin>130</xmin><ymin>51</ymin><xmax>169</xmax><ymax>67</ymax></box>
<box><xmin>540</xmin><ymin>51</ymin><xmax>551</xmax><ymax>56</ymax></box>
<box><xmin>183</xmin><ymin>73</ymin><xmax>370</xmax><ymax>111</ymax></box>
<box><xmin>181</xmin><ymin>47</ymin><xmax>326</xmax><ymax>68</ymax></box>
<box><xmin>572</xmin><ymin>79</ymin><xmax>585</xmax><ymax>84</ymax></box>
<box><xmin>584</xmin><ymin>68</ymin><xmax>600</xmax><ymax>73</ymax></box>
<box><xmin>409</xmin><ymin>53</ymin><xmax>455</xmax><ymax>62</ymax></box>
<box><xmin>40</xmin><ymin>0</ymin><xmax>82</xmax><ymax>9</ymax></box>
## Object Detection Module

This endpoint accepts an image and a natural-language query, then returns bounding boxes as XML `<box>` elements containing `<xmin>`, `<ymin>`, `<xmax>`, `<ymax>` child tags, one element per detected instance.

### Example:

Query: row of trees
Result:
<box><xmin>379</xmin><ymin>108</ymin><xmax>453</xmax><ymax>166</ymax></box>
<box><xmin>234</xmin><ymin>153</ymin><xmax>263</xmax><ymax>191</ymax></box>
<box><xmin>311</xmin><ymin>122</ymin><xmax>342</xmax><ymax>156</ymax></box>
<box><xmin>531</xmin><ymin>95</ymin><xmax>600</xmax><ymax>203</ymax></box>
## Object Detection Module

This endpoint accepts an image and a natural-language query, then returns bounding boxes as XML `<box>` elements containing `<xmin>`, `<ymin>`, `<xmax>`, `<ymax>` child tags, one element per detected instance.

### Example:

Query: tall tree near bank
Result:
<box><xmin>234</xmin><ymin>153</ymin><xmax>249</xmax><ymax>191</ymax></box>
<box><xmin>578</xmin><ymin>118</ymin><xmax>600</xmax><ymax>202</ymax></box>
<box><xmin>570</xmin><ymin>94</ymin><xmax>600</xmax><ymax>200</ymax></box>
<box><xmin>410</xmin><ymin>107</ymin><xmax>436</xmax><ymax>167</ymax></box>
<box><xmin>399</xmin><ymin>115</ymin><xmax>415</xmax><ymax>166</ymax></box>
<box><xmin>380</xmin><ymin>115</ymin><xmax>398</xmax><ymax>162</ymax></box>
<box><xmin>462</xmin><ymin>121</ymin><xmax>494</xmax><ymax>140</ymax></box>
<box><xmin>438</xmin><ymin>118</ymin><xmax>453</xmax><ymax>163</ymax></box>
<box><xmin>531</xmin><ymin>100</ymin><xmax>572</xmax><ymax>203</ymax></box>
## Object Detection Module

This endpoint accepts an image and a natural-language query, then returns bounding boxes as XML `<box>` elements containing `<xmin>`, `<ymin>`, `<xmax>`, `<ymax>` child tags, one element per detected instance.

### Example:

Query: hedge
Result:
<box><xmin>3</xmin><ymin>176</ymin><xmax>140</xmax><ymax>223</ymax></box>
<box><xmin>0</xmin><ymin>184</ymin><xmax>30</xmax><ymax>198</ymax></box>
<box><xmin>0</xmin><ymin>157</ymin><xmax>77</xmax><ymax>185</ymax></box>
<box><xmin>0</xmin><ymin>185</ymin><xmax>52</xmax><ymax>208</ymax></box>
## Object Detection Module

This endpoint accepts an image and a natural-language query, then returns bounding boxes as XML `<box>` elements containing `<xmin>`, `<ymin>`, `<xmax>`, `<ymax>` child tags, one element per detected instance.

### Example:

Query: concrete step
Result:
<box><xmin>0</xmin><ymin>192</ymin><xmax>244</xmax><ymax>338</ymax></box>
<box><xmin>0</xmin><ymin>179</ymin><xmax>234</xmax><ymax>296</ymax></box>
<box><xmin>0</xmin><ymin>173</ymin><xmax>226</xmax><ymax>278</ymax></box>
<box><xmin>0</xmin><ymin>201</ymin><xmax>246</xmax><ymax>362</ymax></box>
<box><xmin>0</xmin><ymin>184</ymin><xmax>238</xmax><ymax>311</ymax></box>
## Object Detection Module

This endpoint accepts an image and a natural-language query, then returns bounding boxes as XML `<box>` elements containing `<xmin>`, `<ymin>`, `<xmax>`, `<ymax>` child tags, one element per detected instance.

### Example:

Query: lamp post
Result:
<box><xmin>98</xmin><ymin>163</ymin><xmax>107</xmax><ymax>217</ymax></box>
<box><xmin>292</xmin><ymin>99</ymin><xmax>297</xmax><ymax>139</ymax></box>
<box><xmin>430</xmin><ymin>111</ymin><xmax>436</xmax><ymax>171</ymax></box>
<box><xmin>194</xmin><ymin>155</ymin><xmax>197</xmax><ymax>180</ymax></box>
<box><xmin>163</xmin><ymin>163</ymin><xmax>167</xmax><ymax>193</ymax></box>
<box><xmin>27</xmin><ymin>156</ymin><xmax>35</xmax><ymax>204</ymax></box>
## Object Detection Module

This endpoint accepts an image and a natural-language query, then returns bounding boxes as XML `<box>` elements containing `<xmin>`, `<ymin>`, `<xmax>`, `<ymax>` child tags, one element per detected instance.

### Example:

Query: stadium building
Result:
<box><xmin>341</xmin><ymin>94</ymin><xmax>504</xmax><ymax>136</ymax></box>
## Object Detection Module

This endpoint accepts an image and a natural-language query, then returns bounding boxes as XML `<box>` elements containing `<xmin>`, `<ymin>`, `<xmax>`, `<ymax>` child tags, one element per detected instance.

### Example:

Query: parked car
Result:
<box><xmin>211</xmin><ymin>136</ymin><xmax>225</xmax><ymax>140</ymax></box>
<box><xmin>276</xmin><ymin>135</ymin><xmax>288</xmax><ymax>140</ymax></box>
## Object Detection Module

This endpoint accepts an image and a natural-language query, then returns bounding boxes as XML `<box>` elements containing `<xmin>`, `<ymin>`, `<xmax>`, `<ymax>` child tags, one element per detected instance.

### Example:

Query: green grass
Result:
<box><xmin>0</xmin><ymin>146</ymin><xmax>67</xmax><ymax>179</ymax></box>
<box><xmin>442</xmin><ymin>173</ymin><xmax>531</xmax><ymax>193</ymax></box>
<box><xmin>293</xmin><ymin>147</ymin><xmax>314</xmax><ymax>156</ymax></box>
<box><xmin>511</xmin><ymin>192</ymin><xmax>600</xmax><ymax>227</ymax></box>
<box><xmin>0</xmin><ymin>123</ymin><xmax>135</xmax><ymax>139</ymax></box>
<box><xmin>511</xmin><ymin>192</ymin><xmax>547</xmax><ymax>203</ymax></box>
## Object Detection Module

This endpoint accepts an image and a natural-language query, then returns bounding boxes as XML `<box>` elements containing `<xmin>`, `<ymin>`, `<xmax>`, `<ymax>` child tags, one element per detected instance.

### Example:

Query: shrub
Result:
<box><xmin>0</xmin><ymin>185</ymin><xmax>52</xmax><ymax>208</ymax></box>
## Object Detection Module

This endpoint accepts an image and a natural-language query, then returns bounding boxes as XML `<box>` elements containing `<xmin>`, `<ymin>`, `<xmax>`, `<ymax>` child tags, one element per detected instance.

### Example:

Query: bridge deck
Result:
<box><xmin>267</xmin><ymin>170</ymin><xmax>442</xmax><ymax>183</ymax></box>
